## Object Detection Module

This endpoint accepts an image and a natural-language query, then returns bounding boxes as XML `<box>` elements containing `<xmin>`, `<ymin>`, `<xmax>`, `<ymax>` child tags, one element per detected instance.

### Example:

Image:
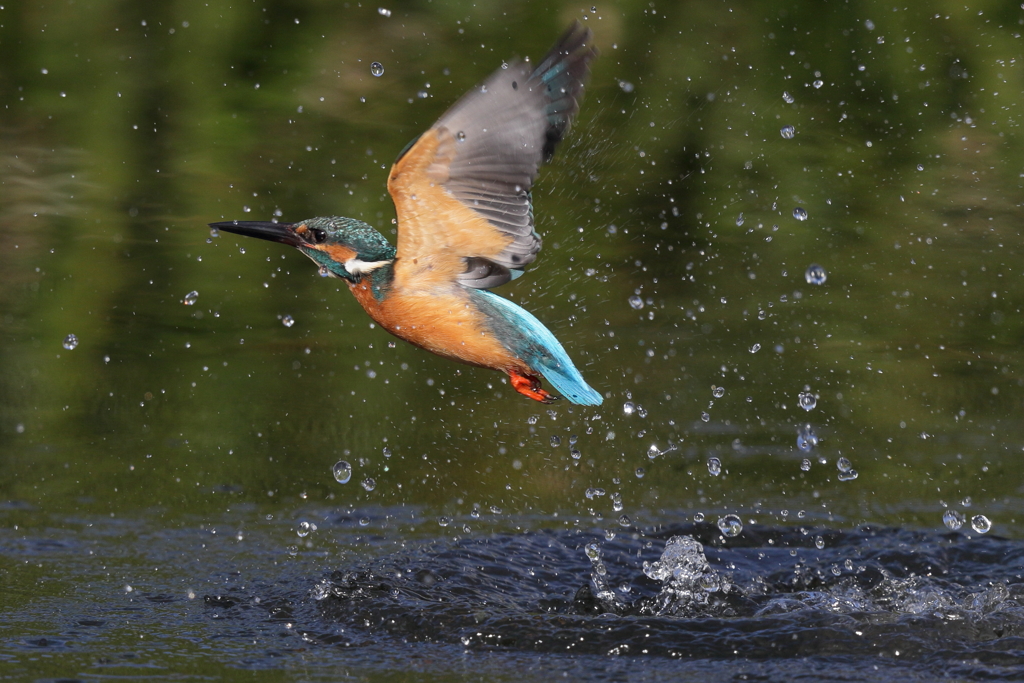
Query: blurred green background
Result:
<box><xmin>2</xmin><ymin>0</ymin><xmax>1023</xmax><ymax>535</ymax></box>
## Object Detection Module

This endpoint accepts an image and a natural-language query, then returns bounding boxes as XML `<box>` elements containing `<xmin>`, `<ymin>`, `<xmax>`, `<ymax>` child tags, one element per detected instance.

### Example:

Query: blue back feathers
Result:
<box><xmin>472</xmin><ymin>290</ymin><xmax>603</xmax><ymax>406</ymax></box>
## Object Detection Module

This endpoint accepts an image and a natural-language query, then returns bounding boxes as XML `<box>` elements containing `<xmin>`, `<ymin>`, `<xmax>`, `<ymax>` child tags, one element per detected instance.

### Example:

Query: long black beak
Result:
<box><xmin>209</xmin><ymin>221</ymin><xmax>302</xmax><ymax>247</ymax></box>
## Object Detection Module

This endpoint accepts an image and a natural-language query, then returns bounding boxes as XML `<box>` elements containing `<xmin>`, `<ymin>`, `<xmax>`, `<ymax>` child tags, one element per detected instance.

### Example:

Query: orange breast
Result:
<box><xmin>347</xmin><ymin>280</ymin><xmax>527</xmax><ymax>374</ymax></box>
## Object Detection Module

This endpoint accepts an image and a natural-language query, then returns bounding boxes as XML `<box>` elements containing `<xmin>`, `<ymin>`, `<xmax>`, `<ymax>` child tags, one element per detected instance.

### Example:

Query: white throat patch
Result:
<box><xmin>344</xmin><ymin>258</ymin><xmax>392</xmax><ymax>276</ymax></box>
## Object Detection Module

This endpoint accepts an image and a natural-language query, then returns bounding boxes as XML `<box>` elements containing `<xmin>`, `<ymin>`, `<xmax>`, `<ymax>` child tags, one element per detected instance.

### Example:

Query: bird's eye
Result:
<box><xmin>311</xmin><ymin>228</ymin><xmax>327</xmax><ymax>243</ymax></box>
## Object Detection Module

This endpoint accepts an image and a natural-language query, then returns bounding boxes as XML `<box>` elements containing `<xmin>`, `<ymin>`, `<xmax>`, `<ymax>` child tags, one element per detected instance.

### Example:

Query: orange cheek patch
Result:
<box><xmin>318</xmin><ymin>244</ymin><xmax>358</xmax><ymax>262</ymax></box>
<box><xmin>294</xmin><ymin>224</ymin><xmax>308</xmax><ymax>235</ymax></box>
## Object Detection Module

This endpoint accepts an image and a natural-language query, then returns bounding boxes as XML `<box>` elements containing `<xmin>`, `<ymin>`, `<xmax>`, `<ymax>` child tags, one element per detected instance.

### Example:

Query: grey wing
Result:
<box><xmin>432</xmin><ymin>22</ymin><xmax>597</xmax><ymax>288</ymax></box>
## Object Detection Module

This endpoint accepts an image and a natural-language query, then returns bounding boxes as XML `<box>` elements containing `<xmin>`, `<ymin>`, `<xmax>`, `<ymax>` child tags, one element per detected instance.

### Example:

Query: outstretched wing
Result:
<box><xmin>388</xmin><ymin>22</ymin><xmax>597</xmax><ymax>291</ymax></box>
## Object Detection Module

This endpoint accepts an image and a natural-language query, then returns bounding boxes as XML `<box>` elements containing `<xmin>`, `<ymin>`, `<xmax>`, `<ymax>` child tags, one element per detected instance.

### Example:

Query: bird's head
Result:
<box><xmin>210</xmin><ymin>216</ymin><xmax>396</xmax><ymax>282</ymax></box>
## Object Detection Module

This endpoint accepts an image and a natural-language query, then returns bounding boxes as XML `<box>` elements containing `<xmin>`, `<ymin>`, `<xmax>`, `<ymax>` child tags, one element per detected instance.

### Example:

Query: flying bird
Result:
<box><xmin>211</xmin><ymin>23</ymin><xmax>601</xmax><ymax>405</ymax></box>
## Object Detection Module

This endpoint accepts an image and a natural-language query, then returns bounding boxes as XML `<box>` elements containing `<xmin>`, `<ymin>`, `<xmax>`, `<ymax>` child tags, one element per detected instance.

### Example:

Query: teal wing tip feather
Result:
<box><xmin>540</xmin><ymin>362</ymin><xmax>603</xmax><ymax>406</ymax></box>
<box><xmin>536</xmin><ymin>356</ymin><xmax>603</xmax><ymax>406</ymax></box>
<box><xmin>473</xmin><ymin>291</ymin><xmax>603</xmax><ymax>407</ymax></box>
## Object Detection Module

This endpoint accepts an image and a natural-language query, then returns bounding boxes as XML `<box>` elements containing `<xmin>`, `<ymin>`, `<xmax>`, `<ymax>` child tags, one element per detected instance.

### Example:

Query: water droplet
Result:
<box><xmin>798</xmin><ymin>391</ymin><xmax>817</xmax><ymax>411</ymax></box>
<box><xmin>611</xmin><ymin>492</ymin><xmax>623</xmax><ymax>511</ymax></box>
<box><xmin>712</xmin><ymin>386</ymin><xmax>725</xmax><ymax>398</ymax></box>
<box><xmin>382</xmin><ymin>446</ymin><xmax>391</xmax><ymax>458</ymax></box>
<box><xmin>242</xmin><ymin>205</ymin><xmax>251</xmax><ymax>213</ymax></box>
<box><xmin>813</xmin><ymin>79</ymin><xmax>824</xmax><ymax>89</ymax></box>
<box><xmin>358</xmin><ymin>517</ymin><xmax>370</xmax><ymax>526</ymax></box>
<box><xmin>717</xmin><ymin>514</ymin><xmax>743</xmax><ymax>537</ymax></box>
<box><xmin>815</xmin><ymin>536</ymin><xmax>825</xmax><ymax>549</ymax></box>
<box><xmin>707</xmin><ymin>457</ymin><xmax>722</xmax><ymax>476</ymax></box>
<box><xmin>618</xmin><ymin>80</ymin><xmax>635</xmax><ymax>93</ymax></box>
<box><xmin>637</xmin><ymin>405</ymin><xmax>648</xmax><ymax>418</ymax></box>
<box><xmin>456</xmin><ymin>130</ymin><xmax>466</xmax><ymax>142</ymax></box>
<box><xmin>800</xmin><ymin>458</ymin><xmax>812</xmax><ymax>471</ymax></box>
<box><xmin>700</xmin><ymin>412</ymin><xmax>710</xmax><ymax>423</ymax></box>
<box><xmin>694</xmin><ymin>512</ymin><xmax>705</xmax><ymax>522</ymax></box>
<box><xmin>183</xmin><ymin>290</ymin><xmax>199</xmax><ymax>306</ymax></box>
<box><xmin>622</xmin><ymin>401</ymin><xmax>636</xmax><ymax>416</ymax></box>
<box><xmin>628</xmin><ymin>295</ymin><xmax>644</xmax><ymax>310</ymax></box>
<box><xmin>377</xmin><ymin>7</ymin><xmax>391</xmax><ymax>17</ymax></box>
<box><xmin>62</xmin><ymin>334</ymin><xmax>79</xmax><ymax>350</ymax></box>
<box><xmin>296</xmin><ymin>521</ymin><xmax>313</xmax><ymax>538</ymax></box>
<box><xmin>837</xmin><ymin>469</ymin><xmax>859</xmax><ymax>482</ymax></box>
<box><xmin>282</xmin><ymin>315</ymin><xmax>295</xmax><ymax>328</ymax></box>
<box><xmin>797</xmin><ymin>425</ymin><xmax>818</xmax><ymax>452</ymax></box>
<box><xmin>527</xmin><ymin>415</ymin><xmax>538</xmax><ymax>425</ymax></box>
<box><xmin>570</xmin><ymin>447</ymin><xmax>582</xmax><ymax>460</ymax></box>
<box><xmin>749</xmin><ymin>343</ymin><xmax>761</xmax><ymax>353</ymax></box>
<box><xmin>961</xmin><ymin>496</ymin><xmax>972</xmax><ymax>508</ymax></box>
<box><xmin>370</xmin><ymin>61</ymin><xmax>384</xmax><ymax>77</ymax></box>
<box><xmin>837</xmin><ymin>457</ymin><xmax>853</xmax><ymax>473</ymax></box>
<box><xmin>736</xmin><ymin>213</ymin><xmax>745</xmax><ymax>226</ymax></box>
<box><xmin>318</xmin><ymin>265</ymin><xmax>329</xmax><ymax>277</ymax></box>
<box><xmin>971</xmin><ymin>515</ymin><xmax>992</xmax><ymax>533</ymax></box>
<box><xmin>361</xmin><ymin>477</ymin><xmax>376</xmax><ymax>492</ymax></box>
<box><xmin>647</xmin><ymin>444</ymin><xmax>661</xmax><ymax>459</ymax></box>
<box><xmin>437</xmin><ymin>516</ymin><xmax>451</xmax><ymax>527</ymax></box>
<box><xmin>618</xmin><ymin>514</ymin><xmax>632</xmax><ymax>527</ymax></box>
<box><xmin>782</xmin><ymin>91</ymin><xmax>795</xmax><ymax>103</ymax></box>
<box><xmin>550</xmin><ymin>435</ymin><xmax>561</xmax><ymax>447</ymax></box>
<box><xmin>635</xmin><ymin>467</ymin><xmax>645</xmax><ymax>478</ymax></box>
<box><xmin>805</xmin><ymin>264</ymin><xmax>827</xmax><ymax>285</ymax></box>
<box><xmin>585</xmin><ymin>487</ymin><xmax>606</xmax><ymax>500</ymax></box>
<box><xmin>332</xmin><ymin>460</ymin><xmax>352</xmax><ymax>484</ymax></box>
<box><xmin>943</xmin><ymin>509</ymin><xmax>965</xmax><ymax>530</ymax></box>
<box><xmin>793</xmin><ymin>207</ymin><xmax>808</xmax><ymax>221</ymax></box>
<box><xmin>780</xmin><ymin>124</ymin><xmax>795</xmax><ymax>139</ymax></box>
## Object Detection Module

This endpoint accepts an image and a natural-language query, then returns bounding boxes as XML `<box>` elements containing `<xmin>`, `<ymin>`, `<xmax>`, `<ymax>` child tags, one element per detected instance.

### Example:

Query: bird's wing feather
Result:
<box><xmin>389</xmin><ymin>22</ymin><xmax>597</xmax><ymax>290</ymax></box>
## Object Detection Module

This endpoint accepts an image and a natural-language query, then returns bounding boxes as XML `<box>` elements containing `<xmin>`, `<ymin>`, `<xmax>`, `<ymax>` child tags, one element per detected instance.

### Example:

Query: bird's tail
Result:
<box><xmin>472</xmin><ymin>290</ymin><xmax>603</xmax><ymax>406</ymax></box>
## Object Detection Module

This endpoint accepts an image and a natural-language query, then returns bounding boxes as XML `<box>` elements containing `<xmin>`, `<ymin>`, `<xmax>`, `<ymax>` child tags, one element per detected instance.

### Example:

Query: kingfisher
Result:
<box><xmin>210</xmin><ymin>23</ymin><xmax>602</xmax><ymax>405</ymax></box>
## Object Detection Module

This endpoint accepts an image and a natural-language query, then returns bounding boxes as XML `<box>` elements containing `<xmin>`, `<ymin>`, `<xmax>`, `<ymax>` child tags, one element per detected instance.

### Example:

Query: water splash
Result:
<box><xmin>805</xmin><ymin>264</ymin><xmax>827</xmax><ymax>285</ymax></box>
<box><xmin>332</xmin><ymin>460</ymin><xmax>352</xmax><ymax>484</ymax></box>
<box><xmin>642</xmin><ymin>536</ymin><xmax>726</xmax><ymax>615</ymax></box>
<box><xmin>971</xmin><ymin>515</ymin><xmax>992</xmax><ymax>533</ymax></box>
<box><xmin>798</xmin><ymin>390</ymin><xmax>817</xmax><ymax>411</ymax></box>
<box><xmin>717</xmin><ymin>514</ymin><xmax>743</xmax><ymax>537</ymax></box>
<box><xmin>943</xmin><ymin>509</ymin><xmax>965</xmax><ymax>530</ymax></box>
<box><xmin>796</xmin><ymin>425</ymin><xmax>818</xmax><ymax>452</ymax></box>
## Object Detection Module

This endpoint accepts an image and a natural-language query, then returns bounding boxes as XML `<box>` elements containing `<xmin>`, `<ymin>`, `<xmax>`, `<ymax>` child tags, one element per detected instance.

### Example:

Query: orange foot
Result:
<box><xmin>509</xmin><ymin>372</ymin><xmax>559</xmax><ymax>403</ymax></box>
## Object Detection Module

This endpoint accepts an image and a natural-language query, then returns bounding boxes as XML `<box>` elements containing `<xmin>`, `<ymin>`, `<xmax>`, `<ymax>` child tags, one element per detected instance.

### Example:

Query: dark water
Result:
<box><xmin>6</xmin><ymin>508</ymin><xmax>1024</xmax><ymax>681</ymax></box>
<box><xmin>4</xmin><ymin>0</ymin><xmax>1024</xmax><ymax>680</ymax></box>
